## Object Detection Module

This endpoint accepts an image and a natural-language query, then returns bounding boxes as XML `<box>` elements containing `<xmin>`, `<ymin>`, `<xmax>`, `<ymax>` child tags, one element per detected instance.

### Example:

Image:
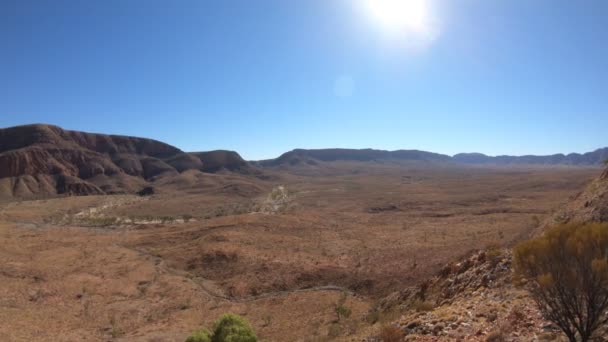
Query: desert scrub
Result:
<box><xmin>129</xmin><ymin>215</ymin><xmax>180</xmax><ymax>223</ymax></box>
<box><xmin>485</xmin><ymin>241</ymin><xmax>503</xmax><ymax>266</ymax></box>
<box><xmin>411</xmin><ymin>299</ymin><xmax>435</xmax><ymax>312</ymax></box>
<box><xmin>485</xmin><ymin>329</ymin><xmax>506</xmax><ymax>342</ymax></box>
<box><xmin>379</xmin><ymin>324</ymin><xmax>404</xmax><ymax>342</ymax></box>
<box><xmin>514</xmin><ymin>222</ymin><xmax>608</xmax><ymax>342</ymax></box>
<box><xmin>365</xmin><ymin>308</ymin><xmax>401</xmax><ymax>325</ymax></box>
<box><xmin>185</xmin><ymin>314</ymin><xmax>257</xmax><ymax>342</ymax></box>
<box><xmin>269</xmin><ymin>185</ymin><xmax>288</xmax><ymax>201</ymax></box>
<box><xmin>327</xmin><ymin>323</ymin><xmax>342</xmax><ymax>338</ymax></box>
<box><xmin>335</xmin><ymin>291</ymin><xmax>352</xmax><ymax>322</ymax></box>
<box><xmin>81</xmin><ymin>216</ymin><xmax>118</xmax><ymax>227</ymax></box>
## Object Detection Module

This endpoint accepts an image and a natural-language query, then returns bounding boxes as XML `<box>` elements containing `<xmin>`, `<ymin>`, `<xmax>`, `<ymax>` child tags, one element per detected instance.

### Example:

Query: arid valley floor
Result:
<box><xmin>0</xmin><ymin>162</ymin><xmax>601</xmax><ymax>341</ymax></box>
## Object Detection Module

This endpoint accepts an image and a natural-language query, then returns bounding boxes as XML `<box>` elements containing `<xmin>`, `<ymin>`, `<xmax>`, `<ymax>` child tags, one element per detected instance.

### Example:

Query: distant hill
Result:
<box><xmin>1</xmin><ymin>123</ymin><xmax>605</xmax><ymax>198</ymax></box>
<box><xmin>453</xmin><ymin>149</ymin><xmax>608</xmax><ymax>165</ymax></box>
<box><xmin>259</xmin><ymin>148</ymin><xmax>608</xmax><ymax>167</ymax></box>
<box><xmin>258</xmin><ymin>148</ymin><xmax>451</xmax><ymax>167</ymax></box>
<box><xmin>0</xmin><ymin>124</ymin><xmax>259</xmax><ymax>198</ymax></box>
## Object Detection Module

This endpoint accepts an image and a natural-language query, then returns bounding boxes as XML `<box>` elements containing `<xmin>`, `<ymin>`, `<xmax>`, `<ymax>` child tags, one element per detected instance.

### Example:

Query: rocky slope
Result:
<box><xmin>0</xmin><ymin>124</ymin><xmax>260</xmax><ymax>198</ymax></box>
<box><xmin>361</xmin><ymin>249</ymin><xmax>567</xmax><ymax>341</ymax></box>
<box><xmin>362</xmin><ymin>166</ymin><xmax>608</xmax><ymax>341</ymax></box>
<box><xmin>533</xmin><ymin>165</ymin><xmax>608</xmax><ymax>233</ymax></box>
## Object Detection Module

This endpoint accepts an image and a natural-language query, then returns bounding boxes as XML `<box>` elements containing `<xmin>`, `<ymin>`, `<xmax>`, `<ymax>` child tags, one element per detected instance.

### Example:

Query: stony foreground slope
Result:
<box><xmin>359</xmin><ymin>166</ymin><xmax>608</xmax><ymax>341</ymax></box>
<box><xmin>0</xmin><ymin>124</ymin><xmax>259</xmax><ymax>198</ymax></box>
<box><xmin>548</xmin><ymin>166</ymin><xmax>608</xmax><ymax>224</ymax></box>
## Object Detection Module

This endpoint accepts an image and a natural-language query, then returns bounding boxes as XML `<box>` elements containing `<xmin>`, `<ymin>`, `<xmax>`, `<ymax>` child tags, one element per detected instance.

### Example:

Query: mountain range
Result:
<box><xmin>259</xmin><ymin>147</ymin><xmax>608</xmax><ymax>166</ymax></box>
<box><xmin>0</xmin><ymin>124</ymin><xmax>605</xmax><ymax>198</ymax></box>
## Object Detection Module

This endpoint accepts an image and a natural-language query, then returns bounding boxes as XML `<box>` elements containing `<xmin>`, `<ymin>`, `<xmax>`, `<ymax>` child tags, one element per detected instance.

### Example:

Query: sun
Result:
<box><xmin>365</xmin><ymin>0</ymin><xmax>433</xmax><ymax>36</ymax></box>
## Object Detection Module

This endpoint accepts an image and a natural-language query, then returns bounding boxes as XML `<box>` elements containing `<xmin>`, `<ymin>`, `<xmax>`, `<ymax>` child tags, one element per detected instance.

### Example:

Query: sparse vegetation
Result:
<box><xmin>82</xmin><ymin>216</ymin><xmax>118</xmax><ymax>227</ymax></box>
<box><xmin>335</xmin><ymin>292</ymin><xmax>352</xmax><ymax>322</ymax></box>
<box><xmin>327</xmin><ymin>323</ymin><xmax>342</xmax><ymax>338</ymax></box>
<box><xmin>485</xmin><ymin>241</ymin><xmax>503</xmax><ymax>266</ymax></box>
<box><xmin>411</xmin><ymin>299</ymin><xmax>434</xmax><ymax>312</ymax></box>
<box><xmin>514</xmin><ymin>223</ymin><xmax>608</xmax><ymax>342</ymax></box>
<box><xmin>365</xmin><ymin>308</ymin><xmax>401</xmax><ymax>326</ymax></box>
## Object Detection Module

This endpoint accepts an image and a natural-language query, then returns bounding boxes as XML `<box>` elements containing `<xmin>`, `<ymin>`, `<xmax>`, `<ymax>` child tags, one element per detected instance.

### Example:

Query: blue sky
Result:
<box><xmin>1</xmin><ymin>0</ymin><xmax>607</xmax><ymax>160</ymax></box>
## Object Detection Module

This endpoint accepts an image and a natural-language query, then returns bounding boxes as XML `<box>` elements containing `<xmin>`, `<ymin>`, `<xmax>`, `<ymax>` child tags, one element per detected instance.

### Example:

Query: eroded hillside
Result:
<box><xmin>0</xmin><ymin>124</ymin><xmax>263</xmax><ymax>198</ymax></box>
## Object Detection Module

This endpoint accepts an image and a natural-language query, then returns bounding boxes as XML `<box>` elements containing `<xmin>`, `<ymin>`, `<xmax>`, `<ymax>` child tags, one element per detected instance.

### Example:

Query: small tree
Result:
<box><xmin>513</xmin><ymin>223</ymin><xmax>608</xmax><ymax>342</ymax></box>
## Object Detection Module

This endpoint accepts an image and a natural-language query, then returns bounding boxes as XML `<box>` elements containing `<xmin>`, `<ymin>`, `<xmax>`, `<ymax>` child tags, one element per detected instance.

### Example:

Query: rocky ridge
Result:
<box><xmin>0</xmin><ymin>124</ymin><xmax>260</xmax><ymax>198</ymax></box>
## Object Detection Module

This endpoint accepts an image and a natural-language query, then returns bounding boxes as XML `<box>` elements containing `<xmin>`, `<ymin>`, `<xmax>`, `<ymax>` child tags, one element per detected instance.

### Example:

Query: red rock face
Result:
<box><xmin>0</xmin><ymin>124</ymin><xmax>256</xmax><ymax>198</ymax></box>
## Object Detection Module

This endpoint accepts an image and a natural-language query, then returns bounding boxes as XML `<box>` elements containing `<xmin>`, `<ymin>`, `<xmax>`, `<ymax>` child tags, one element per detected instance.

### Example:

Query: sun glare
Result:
<box><xmin>365</xmin><ymin>0</ymin><xmax>434</xmax><ymax>37</ymax></box>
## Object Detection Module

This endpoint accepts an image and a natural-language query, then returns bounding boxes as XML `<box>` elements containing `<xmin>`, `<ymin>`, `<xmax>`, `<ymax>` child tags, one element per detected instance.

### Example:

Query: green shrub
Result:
<box><xmin>514</xmin><ymin>223</ymin><xmax>608</xmax><ymax>342</ymax></box>
<box><xmin>185</xmin><ymin>329</ymin><xmax>211</xmax><ymax>342</ymax></box>
<box><xmin>335</xmin><ymin>305</ymin><xmax>352</xmax><ymax>321</ymax></box>
<box><xmin>185</xmin><ymin>314</ymin><xmax>256</xmax><ymax>342</ymax></box>
<box><xmin>211</xmin><ymin>314</ymin><xmax>257</xmax><ymax>342</ymax></box>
